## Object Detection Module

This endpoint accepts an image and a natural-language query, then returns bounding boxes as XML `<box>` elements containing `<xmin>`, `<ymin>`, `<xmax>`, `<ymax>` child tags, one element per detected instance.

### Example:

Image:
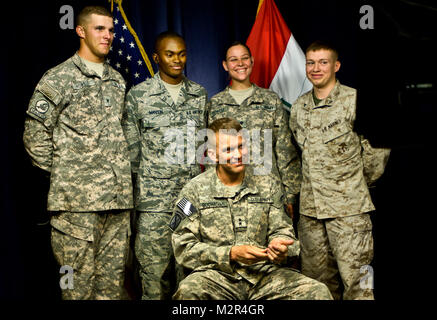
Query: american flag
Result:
<box><xmin>106</xmin><ymin>0</ymin><xmax>154</xmax><ymax>89</ymax></box>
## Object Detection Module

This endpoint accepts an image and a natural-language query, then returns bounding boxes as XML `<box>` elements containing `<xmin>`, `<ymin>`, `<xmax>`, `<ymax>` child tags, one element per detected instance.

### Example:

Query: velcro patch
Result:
<box><xmin>169</xmin><ymin>214</ymin><xmax>182</xmax><ymax>231</ymax></box>
<box><xmin>38</xmin><ymin>81</ymin><xmax>61</xmax><ymax>105</ymax></box>
<box><xmin>177</xmin><ymin>197</ymin><xmax>197</xmax><ymax>217</ymax></box>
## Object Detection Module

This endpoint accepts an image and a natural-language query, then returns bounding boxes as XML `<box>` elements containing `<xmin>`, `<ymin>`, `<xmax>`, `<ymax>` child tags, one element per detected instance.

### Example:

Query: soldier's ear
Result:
<box><xmin>152</xmin><ymin>53</ymin><xmax>159</xmax><ymax>64</ymax></box>
<box><xmin>207</xmin><ymin>148</ymin><xmax>218</xmax><ymax>163</ymax></box>
<box><xmin>334</xmin><ymin>60</ymin><xmax>341</xmax><ymax>73</ymax></box>
<box><xmin>76</xmin><ymin>25</ymin><xmax>85</xmax><ymax>39</ymax></box>
<box><xmin>222</xmin><ymin>60</ymin><xmax>229</xmax><ymax>72</ymax></box>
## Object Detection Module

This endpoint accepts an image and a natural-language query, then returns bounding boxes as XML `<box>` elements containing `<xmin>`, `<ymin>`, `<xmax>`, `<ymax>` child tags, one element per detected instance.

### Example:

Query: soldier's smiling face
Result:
<box><xmin>223</xmin><ymin>44</ymin><xmax>254</xmax><ymax>83</ymax></box>
<box><xmin>77</xmin><ymin>14</ymin><xmax>114</xmax><ymax>62</ymax></box>
<box><xmin>210</xmin><ymin>131</ymin><xmax>247</xmax><ymax>177</ymax></box>
<box><xmin>153</xmin><ymin>37</ymin><xmax>187</xmax><ymax>84</ymax></box>
<box><xmin>305</xmin><ymin>49</ymin><xmax>340</xmax><ymax>89</ymax></box>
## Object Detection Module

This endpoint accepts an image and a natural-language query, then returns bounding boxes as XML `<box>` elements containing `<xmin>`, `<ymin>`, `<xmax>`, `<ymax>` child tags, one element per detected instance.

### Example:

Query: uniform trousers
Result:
<box><xmin>135</xmin><ymin>212</ymin><xmax>183</xmax><ymax>300</ymax></box>
<box><xmin>173</xmin><ymin>268</ymin><xmax>333</xmax><ymax>300</ymax></box>
<box><xmin>298</xmin><ymin>213</ymin><xmax>374</xmax><ymax>300</ymax></box>
<box><xmin>51</xmin><ymin>210</ymin><xmax>131</xmax><ymax>300</ymax></box>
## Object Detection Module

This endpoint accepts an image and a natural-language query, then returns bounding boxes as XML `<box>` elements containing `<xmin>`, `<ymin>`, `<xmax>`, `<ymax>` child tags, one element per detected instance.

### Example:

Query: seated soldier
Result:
<box><xmin>169</xmin><ymin>117</ymin><xmax>332</xmax><ymax>300</ymax></box>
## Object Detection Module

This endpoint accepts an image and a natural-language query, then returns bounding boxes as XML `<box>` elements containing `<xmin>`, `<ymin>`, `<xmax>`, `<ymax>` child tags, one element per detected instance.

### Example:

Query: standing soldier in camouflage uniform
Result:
<box><xmin>23</xmin><ymin>6</ymin><xmax>133</xmax><ymax>300</ymax></box>
<box><xmin>289</xmin><ymin>41</ymin><xmax>377</xmax><ymax>300</ymax></box>
<box><xmin>208</xmin><ymin>42</ymin><xmax>301</xmax><ymax>218</ymax></box>
<box><xmin>122</xmin><ymin>31</ymin><xmax>208</xmax><ymax>300</ymax></box>
<box><xmin>170</xmin><ymin>118</ymin><xmax>332</xmax><ymax>300</ymax></box>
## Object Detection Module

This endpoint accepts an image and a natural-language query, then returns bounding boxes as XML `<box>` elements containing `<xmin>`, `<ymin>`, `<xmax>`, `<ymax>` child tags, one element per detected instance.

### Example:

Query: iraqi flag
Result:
<box><xmin>246</xmin><ymin>0</ymin><xmax>312</xmax><ymax>109</ymax></box>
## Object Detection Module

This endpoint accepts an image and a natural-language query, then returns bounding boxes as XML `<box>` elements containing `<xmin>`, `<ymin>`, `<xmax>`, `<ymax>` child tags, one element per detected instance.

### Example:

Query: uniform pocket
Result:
<box><xmin>323</xmin><ymin>124</ymin><xmax>360</xmax><ymax>162</ymax></box>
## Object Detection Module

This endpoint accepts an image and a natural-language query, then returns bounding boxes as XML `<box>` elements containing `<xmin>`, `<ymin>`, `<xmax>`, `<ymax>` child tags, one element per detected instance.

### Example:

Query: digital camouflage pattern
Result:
<box><xmin>298</xmin><ymin>214</ymin><xmax>374</xmax><ymax>300</ymax></box>
<box><xmin>51</xmin><ymin>210</ymin><xmax>131</xmax><ymax>300</ymax></box>
<box><xmin>171</xmin><ymin>167</ymin><xmax>332</xmax><ymax>300</ymax></box>
<box><xmin>23</xmin><ymin>53</ymin><xmax>133</xmax><ymax>212</ymax></box>
<box><xmin>23</xmin><ymin>53</ymin><xmax>133</xmax><ymax>300</ymax></box>
<box><xmin>122</xmin><ymin>73</ymin><xmax>208</xmax><ymax>299</ymax></box>
<box><xmin>289</xmin><ymin>80</ymin><xmax>375</xmax><ymax>219</ymax></box>
<box><xmin>122</xmin><ymin>72</ymin><xmax>208</xmax><ymax>213</ymax></box>
<box><xmin>208</xmin><ymin>85</ymin><xmax>302</xmax><ymax>204</ymax></box>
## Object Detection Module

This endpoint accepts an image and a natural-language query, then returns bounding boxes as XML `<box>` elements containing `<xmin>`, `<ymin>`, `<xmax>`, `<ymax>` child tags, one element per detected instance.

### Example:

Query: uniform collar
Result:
<box><xmin>222</xmin><ymin>83</ymin><xmax>264</xmax><ymax>106</ymax></box>
<box><xmin>309</xmin><ymin>79</ymin><xmax>341</xmax><ymax>109</ymax></box>
<box><xmin>72</xmin><ymin>52</ymin><xmax>118</xmax><ymax>81</ymax></box>
<box><xmin>210</xmin><ymin>167</ymin><xmax>259</xmax><ymax>200</ymax></box>
<box><xmin>151</xmin><ymin>72</ymin><xmax>201</xmax><ymax>106</ymax></box>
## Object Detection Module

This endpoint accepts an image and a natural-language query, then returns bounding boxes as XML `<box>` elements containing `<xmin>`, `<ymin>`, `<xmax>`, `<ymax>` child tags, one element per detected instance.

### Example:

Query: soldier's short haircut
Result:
<box><xmin>224</xmin><ymin>41</ymin><xmax>252</xmax><ymax>60</ymax></box>
<box><xmin>208</xmin><ymin>117</ymin><xmax>242</xmax><ymax>134</ymax></box>
<box><xmin>76</xmin><ymin>6</ymin><xmax>112</xmax><ymax>27</ymax></box>
<box><xmin>207</xmin><ymin>118</ymin><xmax>243</xmax><ymax>150</ymax></box>
<box><xmin>306</xmin><ymin>40</ymin><xmax>339</xmax><ymax>61</ymax></box>
<box><xmin>154</xmin><ymin>31</ymin><xmax>186</xmax><ymax>53</ymax></box>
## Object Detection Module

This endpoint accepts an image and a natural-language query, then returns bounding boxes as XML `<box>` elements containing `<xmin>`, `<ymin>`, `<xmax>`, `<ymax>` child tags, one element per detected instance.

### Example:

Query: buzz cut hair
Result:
<box><xmin>306</xmin><ymin>40</ymin><xmax>339</xmax><ymax>61</ymax></box>
<box><xmin>76</xmin><ymin>6</ymin><xmax>112</xmax><ymax>27</ymax></box>
<box><xmin>207</xmin><ymin>117</ymin><xmax>243</xmax><ymax>150</ymax></box>
<box><xmin>154</xmin><ymin>31</ymin><xmax>185</xmax><ymax>53</ymax></box>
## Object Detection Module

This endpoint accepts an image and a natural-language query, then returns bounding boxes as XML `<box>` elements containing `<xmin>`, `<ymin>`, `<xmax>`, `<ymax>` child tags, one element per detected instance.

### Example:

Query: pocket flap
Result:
<box><xmin>322</xmin><ymin>123</ymin><xmax>350</xmax><ymax>143</ymax></box>
<box><xmin>50</xmin><ymin>215</ymin><xmax>93</xmax><ymax>242</ymax></box>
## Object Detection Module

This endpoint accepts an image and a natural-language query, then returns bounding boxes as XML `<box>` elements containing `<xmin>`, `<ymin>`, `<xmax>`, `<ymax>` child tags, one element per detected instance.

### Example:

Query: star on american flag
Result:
<box><xmin>107</xmin><ymin>5</ymin><xmax>153</xmax><ymax>89</ymax></box>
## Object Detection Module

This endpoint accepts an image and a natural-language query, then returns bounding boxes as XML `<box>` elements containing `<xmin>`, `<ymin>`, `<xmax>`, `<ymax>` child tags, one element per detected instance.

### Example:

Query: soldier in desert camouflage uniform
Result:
<box><xmin>122</xmin><ymin>31</ymin><xmax>208</xmax><ymax>300</ymax></box>
<box><xmin>23</xmin><ymin>6</ymin><xmax>133</xmax><ymax>300</ymax></box>
<box><xmin>170</xmin><ymin>118</ymin><xmax>332</xmax><ymax>300</ymax></box>
<box><xmin>208</xmin><ymin>42</ymin><xmax>301</xmax><ymax>218</ymax></box>
<box><xmin>289</xmin><ymin>40</ymin><xmax>381</xmax><ymax>300</ymax></box>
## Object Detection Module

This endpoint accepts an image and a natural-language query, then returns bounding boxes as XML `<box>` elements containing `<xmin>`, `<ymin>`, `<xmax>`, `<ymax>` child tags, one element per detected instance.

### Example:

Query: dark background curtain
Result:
<box><xmin>1</xmin><ymin>0</ymin><xmax>435</xmax><ymax>304</ymax></box>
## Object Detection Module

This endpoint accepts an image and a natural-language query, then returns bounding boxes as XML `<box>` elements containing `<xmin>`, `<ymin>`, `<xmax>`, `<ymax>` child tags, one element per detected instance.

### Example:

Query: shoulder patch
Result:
<box><xmin>34</xmin><ymin>99</ymin><xmax>50</xmax><ymax>114</ymax></box>
<box><xmin>38</xmin><ymin>81</ymin><xmax>62</xmax><ymax>105</ymax></box>
<box><xmin>169</xmin><ymin>214</ymin><xmax>182</xmax><ymax>231</ymax></box>
<box><xmin>177</xmin><ymin>197</ymin><xmax>197</xmax><ymax>217</ymax></box>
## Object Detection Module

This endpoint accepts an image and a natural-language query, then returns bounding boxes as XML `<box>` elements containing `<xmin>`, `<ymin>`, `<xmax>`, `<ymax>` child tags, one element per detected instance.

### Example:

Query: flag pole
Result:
<box><xmin>256</xmin><ymin>0</ymin><xmax>264</xmax><ymax>17</ymax></box>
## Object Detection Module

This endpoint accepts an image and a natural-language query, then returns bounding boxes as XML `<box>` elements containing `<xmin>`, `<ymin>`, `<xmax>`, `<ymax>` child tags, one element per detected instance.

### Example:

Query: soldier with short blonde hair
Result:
<box><xmin>289</xmin><ymin>40</ymin><xmax>386</xmax><ymax>300</ymax></box>
<box><xmin>170</xmin><ymin>118</ymin><xmax>332</xmax><ymax>300</ymax></box>
<box><xmin>23</xmin><ymin>6</ymin><xmax>133</xmax><ymax>300</ymax></box>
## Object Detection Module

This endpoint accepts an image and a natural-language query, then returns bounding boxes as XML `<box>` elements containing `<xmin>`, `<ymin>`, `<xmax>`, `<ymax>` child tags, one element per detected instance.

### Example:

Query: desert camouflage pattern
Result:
<box><xmin>122</xmin><ymin>73</ymin><xmax>208</xmax><ymax>299</ymax></box>
<box><xmin>208</xmin><ymin>85</ymin><xmax>302</xmax><ymax>204</ymax></box>
<box><xmin>289</xmin><ymin>80</ymin><xmax>375</xmax><ymax>219</ymax></box>
<box><xmin>122</xmin><ymin>72</ymin><xmax>208</xmax><ymax>212</ymax></box>
<box><xmin>51</xmin><ymin>210</ymin><xmax>131</xmax><ymax>300</ymax></box>
<box><xmin>23</xmin><ymin>53</ymin><xmax>133</xmax><ymax>212</ymax></box>
<box><xmin>170</xmin><ymin>167</ymin><xmax>332</xmax><ymax>300</ymax></box>
<box><xmin>359</xmin><ymin>136</ymin><xmax>391</xmax><ymax>186</ymax></box>
<box><xmin>298</xmin><ymin>214</ymin><xmax>374</xmax><ymax>300</ymax></box>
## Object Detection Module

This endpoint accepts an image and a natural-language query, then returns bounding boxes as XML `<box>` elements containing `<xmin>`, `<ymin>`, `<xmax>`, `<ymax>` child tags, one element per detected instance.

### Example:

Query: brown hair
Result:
<box><xmin>306</xmin><ymin>40</ymin><xmax>339</xmax><ymax>60</ymax></box>
<box><xmin>76</xmin><ymin>6</ymin><xmax>112</xmax><ymax>27</ymax></box>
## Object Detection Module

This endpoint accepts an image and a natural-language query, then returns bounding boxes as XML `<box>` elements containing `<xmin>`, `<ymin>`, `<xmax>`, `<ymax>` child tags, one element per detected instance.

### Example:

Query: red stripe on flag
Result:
<box><xmin>246</xmin><ymin>0</ymin><xmax>291</xmax><ymax>88</ymax></box>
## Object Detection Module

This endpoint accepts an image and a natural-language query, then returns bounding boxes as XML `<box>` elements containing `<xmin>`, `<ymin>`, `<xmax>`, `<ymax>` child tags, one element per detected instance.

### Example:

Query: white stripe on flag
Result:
<box><xmin>270</xmin><ymin>34</ymin><xmax>313</xmax><ymax>106</ymax></box>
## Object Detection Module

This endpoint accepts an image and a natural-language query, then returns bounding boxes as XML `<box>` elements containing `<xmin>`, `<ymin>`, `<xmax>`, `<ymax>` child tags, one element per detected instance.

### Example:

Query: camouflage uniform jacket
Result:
<box><xmin>170</xmin><ymin>167</ymin><xmax>300</xmax><ymax>286</ymax></box>
<box><xmin>289</xmin><ymin>81</ymin><xmax>375</xmax><ymax>219</ymax></box>
<box><xmin>208</xmin><ymin>85</ymin><xmax>301</xmax><ymax>204</ymax></box>
<box><xmin>23</xmin><ymin>53</ymin><xmax>133</xmax><ymax>212</ymax></box>
<box><xmin>122</xmin><ymin>73</ymin><xmax>208</xmax><ymax>213</ymax></box>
